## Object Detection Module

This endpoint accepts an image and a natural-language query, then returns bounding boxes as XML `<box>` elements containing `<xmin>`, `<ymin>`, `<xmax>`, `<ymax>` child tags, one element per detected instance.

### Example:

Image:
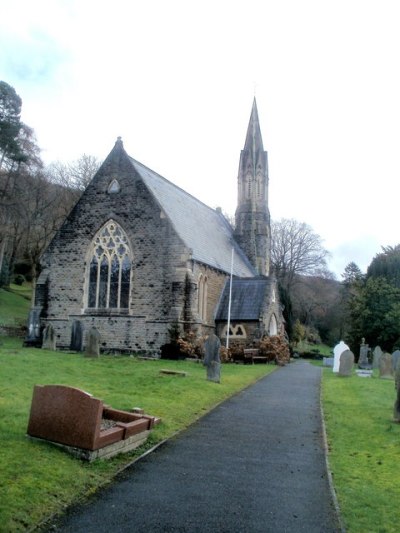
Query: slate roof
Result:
<box><xmin>215</xmin><ymin>277</ymin><xmax>272</xmax><ymax>321</ymax></box>
<box><xmin>128</xmin><ymin>156</ymin><xmax>256</xmax><ymax>277</ymax></box>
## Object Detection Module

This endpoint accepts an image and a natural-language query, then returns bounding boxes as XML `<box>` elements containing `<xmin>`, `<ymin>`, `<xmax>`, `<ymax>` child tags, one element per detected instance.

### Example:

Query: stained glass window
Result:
<box><xmin>87</xmin><ymin>220</ymin><xmax>132</xmax><ymax>309</ymax></box>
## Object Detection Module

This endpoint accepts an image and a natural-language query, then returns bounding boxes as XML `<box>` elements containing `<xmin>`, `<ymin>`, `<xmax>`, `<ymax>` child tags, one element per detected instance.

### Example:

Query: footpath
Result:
<box><xmin>44</xmin><ymin>361</ymin><xmax>343</xmax><ymax>533</ymax></box>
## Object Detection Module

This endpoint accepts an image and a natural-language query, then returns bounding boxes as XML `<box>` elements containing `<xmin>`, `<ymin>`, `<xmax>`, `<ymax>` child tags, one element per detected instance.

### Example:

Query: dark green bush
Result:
<box><xmin>13</xmin><ymin>274</ymin><xmax>25</xmax><ymax>286</ymax></box>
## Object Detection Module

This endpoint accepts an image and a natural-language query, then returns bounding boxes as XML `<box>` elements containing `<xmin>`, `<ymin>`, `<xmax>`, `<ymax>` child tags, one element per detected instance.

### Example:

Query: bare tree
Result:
<box><xmin>271</xmin><ymin>218</ymin><xmax>331</xmax><ymax>287</ymax></box>
<box><xmin>271</xmin><ymin>218</ymin><xmax>332</xmax><ymax>339</ymax></box>
<box><xmin>47</xmin><ymin>154</ymin><xmax>100</xmax><ymax>192</ymax></box>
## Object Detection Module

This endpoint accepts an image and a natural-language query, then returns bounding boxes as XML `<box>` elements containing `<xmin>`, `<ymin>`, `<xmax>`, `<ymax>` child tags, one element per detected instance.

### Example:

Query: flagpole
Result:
<box><xmin>226</xmin><ymin>247</ymin><xmax>234</xmax><ymax>350</ymax></box>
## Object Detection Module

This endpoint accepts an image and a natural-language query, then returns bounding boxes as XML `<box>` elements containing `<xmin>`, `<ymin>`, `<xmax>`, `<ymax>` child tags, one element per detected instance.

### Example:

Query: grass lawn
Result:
<box><xmin>0</xmin><ymin>337</ymin><xmax>276</xmax><ymax>532</ymax></box>
<box><xmin>322</xmin><ymin>368</ymin><xmax>400</xmax><ymax>533</ymax></box>
<box><xmin>0</xmin><ymin>284</ymin><xmax>32</xmax><ymax>325</ymax></box>
<box><xmin>293</xmin><ymin>341</ymin><xmax>332</xmax><ymax>357</ymax></box>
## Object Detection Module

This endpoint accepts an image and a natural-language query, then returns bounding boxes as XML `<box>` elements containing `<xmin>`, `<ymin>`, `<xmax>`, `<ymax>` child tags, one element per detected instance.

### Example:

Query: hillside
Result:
<box><xmin>0</xmin><ymin>284</ymin><xmax>32</xmax><ymax>326</ymax></box>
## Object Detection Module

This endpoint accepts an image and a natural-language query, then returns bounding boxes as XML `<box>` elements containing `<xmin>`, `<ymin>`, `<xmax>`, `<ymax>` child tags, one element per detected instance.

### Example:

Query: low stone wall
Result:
<box><xmin>43</xmin><ymin>315</ymin><xmax>173</xmax><ymax>355</ymax></box>
<box><xmin>0</xmin><ymin>324</ymin><xmax>26</xmax><ymax>338</ymax></box>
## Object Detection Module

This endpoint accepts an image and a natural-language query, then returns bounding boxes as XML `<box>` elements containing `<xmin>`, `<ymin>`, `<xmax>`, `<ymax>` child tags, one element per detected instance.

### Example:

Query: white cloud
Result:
<box><xmin>1</xmin><ymin>0</ymin><xmax>400</xmax><ymax>276</ymax></box>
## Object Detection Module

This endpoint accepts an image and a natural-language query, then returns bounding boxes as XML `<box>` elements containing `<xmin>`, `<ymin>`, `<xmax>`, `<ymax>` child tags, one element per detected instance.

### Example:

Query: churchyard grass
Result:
<box><xmin>293</xmin><ymin>341</ymin><xmax>332</xmax><ymax>357</ymax></box>
<box><xmin>0</xmin><ymin>285</ymin><xmax>31</xmax><ymax>325</ymax></box>
<box><xmin>322</xmin><ymin>368</ymin><xmax>400</xmax><ymax>533</ymax></box>
<box><xmin>0</xmin><ymin>338</ymin><xmax>276</xmax><ymax>532</ymax></box>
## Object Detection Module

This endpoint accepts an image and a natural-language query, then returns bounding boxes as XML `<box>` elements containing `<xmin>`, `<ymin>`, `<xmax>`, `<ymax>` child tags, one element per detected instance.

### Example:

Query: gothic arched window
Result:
<box><xmin>268</xmin><ymin>314</ymin><xmax>278</xmax><ymax>336</ymax></box>
<box><xmin>87</xmin><ymin>220</ymin><xmax>132</xmax><ymax>309</ymax></box>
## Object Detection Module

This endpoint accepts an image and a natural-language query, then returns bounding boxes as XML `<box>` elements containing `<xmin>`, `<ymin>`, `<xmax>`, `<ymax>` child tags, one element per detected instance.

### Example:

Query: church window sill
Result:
<box><xmin>84</xmin><ymin>308</ymin><xmax>130</xmax><ymax>316</ymax></box>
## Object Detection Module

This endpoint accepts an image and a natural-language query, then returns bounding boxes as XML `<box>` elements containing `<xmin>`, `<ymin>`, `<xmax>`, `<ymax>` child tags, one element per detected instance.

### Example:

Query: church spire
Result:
<box><xmin>243</xmin><ymin>97</ymin><xmax>264</xmax><ymax>155</ymax></box>
<box><xmin>234</xmin><ymin>99</ymin><xmax>271</xmax><ymax>276</ymax></box>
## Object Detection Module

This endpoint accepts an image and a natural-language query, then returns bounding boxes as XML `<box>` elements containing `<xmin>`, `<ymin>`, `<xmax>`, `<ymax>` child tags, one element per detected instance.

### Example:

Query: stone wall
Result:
<box><xmin>37</xmin><ymin>144</ymin><xmax>194</xmax><ymax>354</ymax></box>
<box><xmin>191</xmin><ymin>262</ymin><xmax>228</xmax><ymax>335</ymax></box>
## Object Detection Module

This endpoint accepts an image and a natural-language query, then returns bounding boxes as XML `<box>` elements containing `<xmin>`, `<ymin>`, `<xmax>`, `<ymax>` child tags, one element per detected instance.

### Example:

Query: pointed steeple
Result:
<box><xmin>243</xmin><ymin>97</ymin><xmax>264</xmax><ymax>154</ymax></box>
<box><xmin>235</xmin><ymin>99</ymin><xmax>271</xmax><ymax>276</ymax></box>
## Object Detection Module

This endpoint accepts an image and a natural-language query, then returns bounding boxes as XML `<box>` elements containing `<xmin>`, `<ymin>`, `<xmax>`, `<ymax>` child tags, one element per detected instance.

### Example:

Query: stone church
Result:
<box><xmin>30</xmin><ymin>99</ymin><xmax>284</xmax><ymax>354</ymax></box>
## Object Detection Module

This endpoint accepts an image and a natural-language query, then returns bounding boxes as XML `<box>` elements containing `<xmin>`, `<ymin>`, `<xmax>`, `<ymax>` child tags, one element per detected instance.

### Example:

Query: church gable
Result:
<box><xmin>31</xmin><ymin>100</ymin><xmax>284</xmax><ymax>354</ymax></box>
<box><xmin>36</xmin><ymin>139</ymin><xmax>193</xmax><ymax>351</ymax></box>
<box><xmin>215</xmin><ymin>277</ymin><xmax>282</xmax><ymax>343</ymax></box>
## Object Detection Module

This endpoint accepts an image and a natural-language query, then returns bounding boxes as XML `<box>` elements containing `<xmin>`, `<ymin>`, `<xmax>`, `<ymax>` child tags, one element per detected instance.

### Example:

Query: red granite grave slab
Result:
<box><xmin>27</xmin><ymin>384</ymin><xmax>160</xmax><ymax>458</ymax></box>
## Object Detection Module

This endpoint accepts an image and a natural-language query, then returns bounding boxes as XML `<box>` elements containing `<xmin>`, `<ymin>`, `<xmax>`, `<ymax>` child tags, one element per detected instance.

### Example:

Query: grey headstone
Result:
<box><xmin>372</xmin><ymin>346</ymin><xmax>383</xmax><ymax>369</ymax></box>
<box><xmin>42</xmin><ymin>324</ymin><xmax>56</xmax><ymax>351</ymax></box>
<box><xmin>338</xmin><ymin>350</ymin><xmax>354</xmax><ymax>377</ymax></box>
<box><xmin>392</xmin><ymin>350</ymin><xmax>400</xmax><ymax>372</ymax></box>
<box><xmin>323</xmin><ymin>357</ymin><xmax>334</xmax><ymax>367</ymax></box>
<box><xmin>203</xmin><ymin>334</ymin><xmax>221</xmax><ymax>383</ymax></box>
<box><xmin>333</xmin><ymin>341</ymin><xmax>349</xmax><ymax>373</ymax></box>
<box><xmin>394</xmin><ymin>364</ymin><xmax>400</xmax><ymax>422</ymax></box>
<box><xmin>379</xmin><ymin>353</ymin><xmax>393</xmax><ymax>379</ymax></box>
<box><xmin>358</xmin><ymin>339</ymin><xmax>371</xmax><ymax>369</ymax></box>
<box><xmin>84</xmin><ymin>327</ymin><xmax>100</xmax><ymax>358</ymax></box>
<box><xmin>70</xmin><ymin>320</ymin><xmax>84</xmax><ymax>352</ymax></box>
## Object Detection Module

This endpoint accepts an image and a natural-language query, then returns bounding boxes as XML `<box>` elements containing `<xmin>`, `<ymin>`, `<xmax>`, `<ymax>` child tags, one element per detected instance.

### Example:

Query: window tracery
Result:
<box><xmin>221</xmin><ymin>324</ymin><xmax>247</xmax><ymax>338</ymax></box>
<box><xmin>87</xmin><ymin>220</ymin><xmax>132</xmax><ymax>309</ymax></box>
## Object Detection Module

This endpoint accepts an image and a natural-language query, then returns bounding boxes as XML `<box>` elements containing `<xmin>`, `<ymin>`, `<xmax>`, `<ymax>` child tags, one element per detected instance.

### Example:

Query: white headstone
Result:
<box><xmin>333</xmin><ymin>341</ymin><xmax>350</xmax><ymax>373</ymax></box>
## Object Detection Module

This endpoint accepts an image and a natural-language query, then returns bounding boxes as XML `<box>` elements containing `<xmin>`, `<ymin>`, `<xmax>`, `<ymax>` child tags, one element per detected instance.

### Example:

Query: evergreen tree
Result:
<box><xmin>0</xmin><ymin>81</ymin><xmax>25</xmax><ymax>169</ymax></box>
<box><xmin>346</xmin><ymin>248</ymin><xmax>400</xmax><ymax>352</ymax></box>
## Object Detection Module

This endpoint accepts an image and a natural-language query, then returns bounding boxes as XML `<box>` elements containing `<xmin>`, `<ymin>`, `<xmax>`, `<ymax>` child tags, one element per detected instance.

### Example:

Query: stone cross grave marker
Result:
<box><xmin>358</xmin><ymin>338</ymin><xmax>371</xmax><ymax>369</ymax></box>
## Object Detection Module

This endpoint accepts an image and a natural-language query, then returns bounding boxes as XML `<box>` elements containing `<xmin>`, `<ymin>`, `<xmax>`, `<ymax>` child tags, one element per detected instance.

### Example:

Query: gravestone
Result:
<box><xmin>203</xmin><ymin>333</ymin><xmax>221</xmax><ymax>383</ymax></box>
<box><xmin>394</xmin><ymin>364</ymin><xmax>400</xmax><ymax>422</ymax></box>
<box><xmin>372</xmin><ymin>346</ymin><xmax>383</xmax><ymax>369</ymax></box>
<box><xmin>358</xmin><ymin>338</ymin><xmax>371</xmax><ymax>369</ymax></box>
<box><xmin>84</xmin><ymin>327</ymin><xmax>100</xmax><ymax>358</ymax></box>
<box><xmin>355</xmin><ymin>369</ymin><xmax>373</xmax><ymax>378</ymax></box>
<box><xmin>70</xmin><ymin>320</ymin><xmax>84</xmax><ymax>352</ymax></box>
<box><xmin>42</xmin><ymin>324</ymin><xmax>56</xmax><ymax>351</ymax></box>
<box><xmin>392</xmin><ymin>350</ymin><xmax>400</xmax><ymax>372</ymax></box>
<box><xmin>333</xmin><ymin>341</ymin><xmax>350</xmax><ymax>373</ymax></box>
<box><xmin>379</xmin><ymin>352</ymin><xmax>393</xmax><ymax>379</ymax></box>
<box><xmin>323</xmin><ymin>357</ymin><xmax>334</xmax><ymax>367</ymax></box>
<box><xmin>25</xmin><ymin>306</ymin><xmax>42</xmax><ymax>346</ymax></box>
<box><xmin>338</xmin><ymin>350</ymin><xmax>354</xmax><ymax>377</ymax></box>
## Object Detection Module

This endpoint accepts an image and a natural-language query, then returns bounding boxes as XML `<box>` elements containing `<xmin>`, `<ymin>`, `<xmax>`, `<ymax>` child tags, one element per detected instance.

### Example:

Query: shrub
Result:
<box><xmin>161</xmin><ymin>327</ymin><xmax>205</xmax><ymax>360</ymax></box>
<box><xmin>13</xmin><ymin>274</ymin><xmax>25</xmax><ymax>286</ymax></box>
<box><xmin>259</xmin><ymin>335</ymin><xmax>290</xmax><ymax>366</ymax></box>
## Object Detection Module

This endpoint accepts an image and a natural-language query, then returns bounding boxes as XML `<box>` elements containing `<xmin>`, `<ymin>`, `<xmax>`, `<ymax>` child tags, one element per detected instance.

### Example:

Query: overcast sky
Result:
<box><xmin>1</xmin><ymin>0</ymin><xmax>399</xmax><ymax>278</ymax></box>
